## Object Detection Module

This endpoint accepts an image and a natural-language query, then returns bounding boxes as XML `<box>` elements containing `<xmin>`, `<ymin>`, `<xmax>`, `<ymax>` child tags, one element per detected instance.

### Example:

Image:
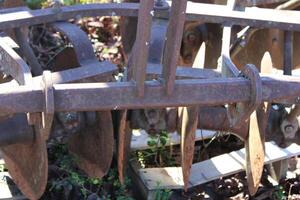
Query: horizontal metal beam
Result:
<box><xmin>236</xmin><ymin>0</ymin><xmax>288</xmax><ymax>7</ymax></box>
<box><xmin>0</xmin><ymin>74</ymin><xmax>299</xmax><ymax>114</ymax></box>
<box><xmin>146</xmin><ymin>64</ymin><xmax>221</xmax><ymax>79</ymax></box>
<box><xmin>0</xmin><ymin>3</ymin><xmax>139</xmax><ymax>30</ymax></box>
<box><xmin>185</xmin><ymin>2</ymin><xmax>300</xmax><ymax>31</ymax></box>
<box><xmin>0</xmin><ymin>2</ymin><xmax>299</xmax><ymax>31</ymax></box>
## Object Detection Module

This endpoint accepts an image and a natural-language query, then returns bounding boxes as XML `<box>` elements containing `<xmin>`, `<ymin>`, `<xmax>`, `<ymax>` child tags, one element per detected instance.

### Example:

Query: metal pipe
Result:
<box><xmin>0</xmin><ymin>74</ymin><xmax>299</xmax><ymax>113</ymax></box>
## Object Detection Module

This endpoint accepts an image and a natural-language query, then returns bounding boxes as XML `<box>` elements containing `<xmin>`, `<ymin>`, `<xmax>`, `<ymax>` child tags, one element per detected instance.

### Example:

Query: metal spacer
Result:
<box><xmin>227</xmin><ymin>64</ymin><xmax>262</xmax><ymax>129</ymax></box>
<box><xmin>41</xmin><ymin>70</ymin><xmax>54</xmax><ymax>140</ymax></box>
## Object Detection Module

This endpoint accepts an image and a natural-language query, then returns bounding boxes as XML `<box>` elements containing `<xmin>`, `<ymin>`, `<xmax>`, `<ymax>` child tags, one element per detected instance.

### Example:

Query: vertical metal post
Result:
<box><xmin>161</xmin><ymin>0</ymin><xmax>187</xmax><ymax>95</ymax></box>
<box><xmin>283</xmin><ymin>31</ymin><xmax>293</xmax><ymax>75</ymax></box>
<box><xmin>129</xmin><ymin>0</ymin><xmax>154</xmax><ymax>97</ymax></box>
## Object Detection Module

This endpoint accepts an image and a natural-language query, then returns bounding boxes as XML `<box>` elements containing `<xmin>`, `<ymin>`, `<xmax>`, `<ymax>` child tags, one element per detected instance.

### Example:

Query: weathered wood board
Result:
<box><xmin>0</xmin><ymin>172</ymin><xmax>27</xmax><ymax>200</ymax></box>
<box><xmin>131</xmin><ymin>129</ymin><xmax>216</xmax><ymax>151</ymax></box>
<box><xmin>136</xmin><ymin>142</ymin><xmax>300</xmax><ymax>190</ymax></box>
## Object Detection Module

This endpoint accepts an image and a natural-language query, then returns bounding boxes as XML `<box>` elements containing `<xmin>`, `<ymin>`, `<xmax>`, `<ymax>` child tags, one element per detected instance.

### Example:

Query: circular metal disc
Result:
<box><xmin>245</xmin><ymin>110</ymin><xmax>265</xmax><ymax>196</ymax></box>
<box><xmin>1</xmin><ymin>127</ymin><xmax>48</xmax><ymax>200</ymax></box>
<box><xmin>68</xmin><ymin>111</ymin><xmax>114</xmax><ymax>178</ymax></box>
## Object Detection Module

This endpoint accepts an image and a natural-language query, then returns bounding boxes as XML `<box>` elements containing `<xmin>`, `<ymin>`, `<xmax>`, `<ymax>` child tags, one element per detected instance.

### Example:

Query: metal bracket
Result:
<box><xmin>227</xmin><ymin>64</ymin><xmax>262</xmax><ymax>129</ymax></box>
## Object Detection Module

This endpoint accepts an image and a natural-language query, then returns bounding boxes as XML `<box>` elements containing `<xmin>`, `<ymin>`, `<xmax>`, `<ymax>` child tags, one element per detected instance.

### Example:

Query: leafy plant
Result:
<box><xmin>0</xmin><ymin>163</ymin><xmax>6</xmax><ymax>172</ymax></box>
<box><xmin>154</xmin><ymin>182</ymin><xmax>173</xmax><ymax>200</ymax></box>
<box><xmin>43</xmin><ymin>142</ymin><xmax>133</xmax><ymax>199</ymax></box>
<box><xmin>25</xmin><ymin>0</ymin><xmax>112</xmax><ymax>9</ymax></box>
<box><xmin>273</xmin><ymin>186</ymin><xmax>287</xmax><ymax>200</ymax></box>
<box><xmin>25</xmin><ymin>0</ymin><xmax>46</xmax><ymax>8</ymax></box>
<box><xmin>135</xmin><ymin>130</ymin><xmax>176</xmax><ymax>168</ymax></box>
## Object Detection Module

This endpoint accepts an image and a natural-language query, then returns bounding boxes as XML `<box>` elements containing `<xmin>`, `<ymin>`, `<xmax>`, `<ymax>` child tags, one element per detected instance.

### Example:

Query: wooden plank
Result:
<box><xmin>162</xmin><ymin>0</ymin><xmax>187</xmax><ymax>95</ymax></box>
<box><xmin>130</xmin><ymin>0</ymin><xmax>154</xmax><ymax>97</ymax></box>
<box><xmin>0</xmin><ymin>172</ymin><xmax>26</xmax><ymax>200</ymax></box>
<box><xmin>138</xmin><ymin>142</ymin><xmax>300</xmax><ymax>190</ymax></box>
<box><xmin>130</xmin><ymin>129</ymin><xmax>216</xmax><ymax>151</ymax></box>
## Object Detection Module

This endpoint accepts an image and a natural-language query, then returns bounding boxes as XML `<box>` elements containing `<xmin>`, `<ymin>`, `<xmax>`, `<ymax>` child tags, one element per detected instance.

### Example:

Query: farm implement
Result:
<box><xmin>0</xmin><ymin>0</ymin><xmax>299</xmax><ymax>199</ymax></box>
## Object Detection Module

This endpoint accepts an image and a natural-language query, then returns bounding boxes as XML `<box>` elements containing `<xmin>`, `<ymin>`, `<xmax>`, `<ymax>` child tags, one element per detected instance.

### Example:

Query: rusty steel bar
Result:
<box><xmin>283</xmin><ymin>31</ymin><xmax>293</xmax><ymax>75</ymax></box>
<box><xmin>0</xmin><ymin>61</ymin><xmax>117</xmax><ymax>87</ymax></box>
<box><xmin>161</xmin><ymin>0</ymin><xmax>187</xmax><ymax>95</ymax></box>
<box><xmin>184</xmin><ymin>3</ymin><xmax>300</xmax><ymax>31</ymax></box>
<box><xmin>0</xmin><ymin>106</ymin><xmax>252</xmax><ymax>147</ymax></box>
<box><xmin>0</xmin><ymin>6</ymin><xmax>28</xmax><ymax>14</ymax></box>
<box><xmin>0</xmin><ymin>3</ymin><xmax>139</xmax><ymax>30</ymax></box>
<box><xmin>13</xmin><ymin>27</ymin><xmax>43</xmax><ymax>76</ymax></box>
<box><xmin>0</xmin><ymin>2</ymin><xmax>299</xmax><ymax>31</ymax></box>
<box><xmin>51</xmin><ymin>22</ymin><xmax>98</xmax><ymax>65</ymax></box>
<box><xmin>0</xmin><ymin>39</ymin><xmax>32</xmax><ymax>85</ymax></box>
<box><xmin>221</xmin><ymin>56</ymin><xmax>240</xmax><ymax>77</ymax></box>
<box><xmin>0</xmin><ymin>74</ymin><xmax>300</xmax><ymax>114</ymax></box>
<box><xmin>236</xmin><ymin>0</ymin><xmax>287</xmax><ymax>6</ymax></box>
<box><xmin>198</xmin><ymin>106</ymin><xmax>248</xmax><ymax>140</ymax></box>
<box><xmin>130</xmin><ymin>0</ymin><xmax>154</xmax><ymax>97</ymax></box>
<box><xmin>219</xmin><ymin>0</ymin><xmax>241</xmax><ymax>77</ymax></box>
<box><xmin>147</xmin><ymin>64</ymin><xmax>221</xmax><ymax>79</ymax></box>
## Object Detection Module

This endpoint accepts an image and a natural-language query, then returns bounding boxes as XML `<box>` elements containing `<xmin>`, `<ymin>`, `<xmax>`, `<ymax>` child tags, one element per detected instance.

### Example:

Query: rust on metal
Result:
<box><xmin>0</xmin><ymin>39</ymin><xmax>32</xmax><ymax>85</ymax></box>
<box><xmin>49</xmin><ymin>22</ymin><xmax>116</xmax><ymax>179</ymax></box>
<box><xmin>40</xmin><ymin>71</ymin><xmax>54</xmax><ymax>140</ymax></box>
<box><xmin>128</xmin><ymin>0</ymin><xmax>154</xmax><ymax>97</ymax></box>
<box><xmin>68</xmin><ymin>111</ymin><xmax>114</xmax><ymax>178</ymax></box>
<box><xmin>178</xmin><ymin>106</ymin><xmax>198</xmax><ymax>191</ymax></box>
<box><xmin>51</xmin><ymin>22</ymin><xmax>98</xmax><ymax>65</ymax></box>
<box><xmin>283</xmin><ymin>31</ymin><xmax>293</xmax><ymax>75</ymax></box>
<box><xmin>161</xmin><ymin>0</ymin><xmax>187</xmax><ymax>95</ymax></box>
<box><xmin>13</xmin><ymin>27</ymin><xmax>43</xmax><ymax>76</ymax></box>
<box><xmin>2</xmin><ymin>127</ymin><xmax>48</xmax><ymax>200</ymax></box>
<box><xmin>0</xmin><ymin>0</ymin><xmax>299</xmax><ymax>198</ymax></box>
<box><xmin>0</xmin><ymin>114</ymin><xmax>34</xmax><ymax>147</ymax></box>
<box><xmin>245</xmin><ymin>111</ymin><xmax>265</xmax><ymax>195</ymax></box>
<box><xmin>227</xmin><ymin>64</ymin><xmax>262</xmax><ymax>129</ymax></box>
<box><xmin>1</xmin><ymin>75</ymin><xmax>300</xmax><ymax>113</ymax></box>
<box><xmin>117</xmin><ymin>110</ymin><xmax>132</xmax><ymax>184</ymax></box>
<box><xmin>198</xmin><ymin>106</ymin><xmax>248</xmax><ymax>140</ymax></box>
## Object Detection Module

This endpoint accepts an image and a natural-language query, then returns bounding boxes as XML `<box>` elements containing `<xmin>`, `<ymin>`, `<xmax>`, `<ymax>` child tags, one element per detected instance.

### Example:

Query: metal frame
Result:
<box><xmin>0</xmin><ymin>0</ymin><xmax>299</xmax><ymax>198</ymax></box>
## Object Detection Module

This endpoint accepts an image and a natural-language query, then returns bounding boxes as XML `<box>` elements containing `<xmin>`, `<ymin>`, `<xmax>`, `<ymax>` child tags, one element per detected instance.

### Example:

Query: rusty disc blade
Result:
<box><xmin>68</xmin><ymin>111</ymin><xmax>114</xmax><ymax>178</ymax></box>
<box><xmin>1</xmin><ymin>119</ymin><xmax>48</xmax><ymax>200</ymax></box>
<box><xmin>245</xmin><ymin>110</ymin><xmax>265</xmax><ymax>196</ymax></box>
<box><xmin>117</xmin><ymin>110</ymin><xmax>132</xmax><ymax>184</ymax></box>
<box><xmin>180</xmin><ymin>106</ymin><xmax>198</xmax><ymax>192</ymax></box>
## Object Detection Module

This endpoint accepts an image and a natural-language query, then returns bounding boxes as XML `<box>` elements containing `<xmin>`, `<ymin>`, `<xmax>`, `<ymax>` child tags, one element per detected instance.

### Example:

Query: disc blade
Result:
<box><xmin>245</xmin><ymin>110</ymin><xmax>265</xmax><ymax>196</ymax></box>
<box><xmin>68</xmin><ymin>111</ymin><xmax>114</xmax><ymax>178</ymax></box>
<box><xmin>117</xmin><ymin>110</ymin><xmax>132</xmax><ymax>184</ymax></box>
<box><xmin>1</xmin><ymin>120</ymin><xmax>48</xmax><ymax>200</ymax></box>
<box><xmin>180</xmin><ymin>106</ymin><xmax>198</xmax><ymax>191</ymax></box>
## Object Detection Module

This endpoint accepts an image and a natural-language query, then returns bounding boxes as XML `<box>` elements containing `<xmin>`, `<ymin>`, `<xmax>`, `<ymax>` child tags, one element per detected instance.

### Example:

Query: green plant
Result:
<box><xmin>25</xmin><ymin>0</ymin><xmax>112</xmax><ymax>9</ymax></box>
<box><xmin>135</xmin><ymin>130</ymin><xmax>176</xmax><ymax>168</ymax></box>
<box><xmin>273</xmin><ymin>186</ymin><xmax>287</xmax><ymax>200</ymax></box>
<box><xmin>25</xmin><ymin>0</ymin><xmax>46</xmax><ymax>8</ymax></box>
<box><xmin>45</xmin><ymin>142</ymin><xmax>133</xmax><ymax>199</ymax></box>
<box><xmin>154</xmin><ymin>182</ymin><xmax>173</xmax><ymax>200</ymax></box>
<box><xmin>0</xmin><ymin>163</ymin><xmax>6</xmax><ymax>172</ymax></box>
